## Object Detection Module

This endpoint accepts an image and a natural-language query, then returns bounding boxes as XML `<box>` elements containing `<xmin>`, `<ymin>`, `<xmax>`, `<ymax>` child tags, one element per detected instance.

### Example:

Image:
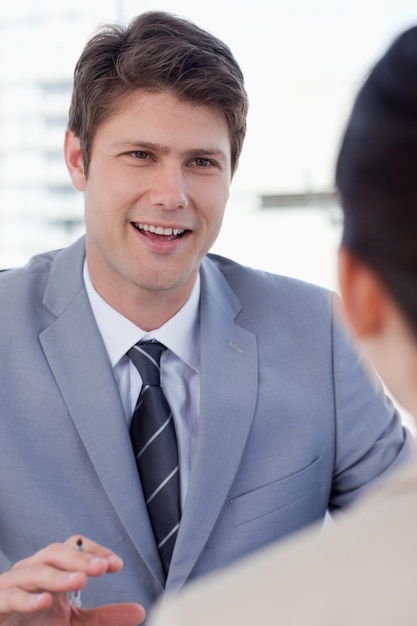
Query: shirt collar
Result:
<box><xmin>83</xmin><ymin>261</ymin><xmax>200</xmax><ymax>373</ymax></box>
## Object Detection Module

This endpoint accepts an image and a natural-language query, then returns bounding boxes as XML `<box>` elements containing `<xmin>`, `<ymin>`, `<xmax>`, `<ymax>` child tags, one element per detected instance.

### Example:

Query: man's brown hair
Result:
<box><xmin>68</xmin><ymin>11</ymin><xmax>248</xmax><ymax>176</ymax></box>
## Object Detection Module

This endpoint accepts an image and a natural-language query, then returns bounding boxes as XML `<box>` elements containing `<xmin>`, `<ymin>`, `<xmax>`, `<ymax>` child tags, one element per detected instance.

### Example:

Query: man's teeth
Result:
<box><xmin>135</xmin><ymin>223</ymin><xmax>185</xmax><ymax>236</ymax></box>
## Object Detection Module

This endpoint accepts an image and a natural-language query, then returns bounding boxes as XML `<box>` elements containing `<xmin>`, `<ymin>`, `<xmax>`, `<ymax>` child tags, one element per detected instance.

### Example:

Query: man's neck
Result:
<box><xmin>87</xmin><ymin>268</ymin><xmax>198</xmax><ymax>331</ymax></box>
<box><xmin>114</xmin><ymin>291</ymin><xmax>193</xmax><ymax>331</ymax></box>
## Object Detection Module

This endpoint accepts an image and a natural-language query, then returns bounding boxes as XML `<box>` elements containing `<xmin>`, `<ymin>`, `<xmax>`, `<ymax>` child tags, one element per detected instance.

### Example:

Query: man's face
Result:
<box><xmin>66</xmin><ymin>89</ymin><xmax>232</xmax><ymax>311</ymax></box>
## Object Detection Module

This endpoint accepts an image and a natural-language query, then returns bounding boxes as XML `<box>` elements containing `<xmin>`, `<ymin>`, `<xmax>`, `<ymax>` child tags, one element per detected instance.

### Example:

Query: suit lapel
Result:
<box><xmin>167</xmin><ymin>256</ymin><xmax>258</xmax><ymax>589</ymax></box>
<box><xmin>39</xmin><ymin>238</ymin><xmax>165</xmax><ymax>587</ymax></box>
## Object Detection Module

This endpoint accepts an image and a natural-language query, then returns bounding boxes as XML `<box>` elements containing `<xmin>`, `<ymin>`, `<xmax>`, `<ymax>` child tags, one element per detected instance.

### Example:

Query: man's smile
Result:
<box><xmin>133</xmin><ymin>222</ymin><xmax>187</xmax><ymax>238</ymax></box>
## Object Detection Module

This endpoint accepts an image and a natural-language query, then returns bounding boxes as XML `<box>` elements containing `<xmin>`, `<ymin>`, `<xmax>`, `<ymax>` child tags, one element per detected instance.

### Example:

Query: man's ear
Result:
<box><xmin>338</xmin><ymin>246</ymin><xmax>386</xmax><ymax>338</ymax></box>
<box><xmin>64</xmin><ymin>130</ymin><xmax>86</xmax><ymax>192</ymax></box>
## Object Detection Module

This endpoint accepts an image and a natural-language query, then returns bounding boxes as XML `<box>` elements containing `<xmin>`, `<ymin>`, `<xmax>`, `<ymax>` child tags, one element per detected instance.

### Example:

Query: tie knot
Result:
<box><xmin>127</xmin><ymin>341</ymin><xmax>166</xmax><ymax>386</ymax></box>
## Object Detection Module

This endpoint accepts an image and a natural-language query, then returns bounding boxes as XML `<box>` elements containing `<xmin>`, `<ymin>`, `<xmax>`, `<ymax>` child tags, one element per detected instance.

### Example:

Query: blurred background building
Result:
<box><xmin>0</xmin><ymin>3</ymin><xmax>124</xmax><ymax>266</ymax></box>
<box><xmin>1</xmin><ymin>1</ymin><xmax>417</xmax><ymax>288</ymax></box>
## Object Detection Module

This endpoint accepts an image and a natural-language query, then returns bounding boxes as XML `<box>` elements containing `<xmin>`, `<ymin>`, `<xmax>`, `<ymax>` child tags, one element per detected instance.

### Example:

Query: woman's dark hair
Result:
<box><xmin>336</xmin><ymin>25</ymin><xmax>417</xmax><ymax>336</ymax></box>
<box><xmin>68</xmin><ymin>11</ymin><xmax>248</xmax><ymax>176</ymax></box>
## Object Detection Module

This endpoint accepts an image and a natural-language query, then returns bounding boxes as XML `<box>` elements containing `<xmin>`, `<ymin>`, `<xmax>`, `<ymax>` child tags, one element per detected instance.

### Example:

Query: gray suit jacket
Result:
<box><xmin>0</xmin><ymin>236</ymin><xmax>412</xmax><ymax>619</ymax></box>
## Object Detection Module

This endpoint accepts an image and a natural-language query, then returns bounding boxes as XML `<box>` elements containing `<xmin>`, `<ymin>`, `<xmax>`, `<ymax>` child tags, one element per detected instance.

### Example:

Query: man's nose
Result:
<box><xmin>148</xmin><ymin>165</ymin><xmax>188</xmax><ymax>209</ymax></box>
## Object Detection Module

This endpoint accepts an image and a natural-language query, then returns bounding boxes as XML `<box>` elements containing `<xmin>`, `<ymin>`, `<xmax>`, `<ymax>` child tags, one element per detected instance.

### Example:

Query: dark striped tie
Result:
<box><xmin>127</xmin><ymin>340</ymin><xmax>180</xmax><ymax>577</ymax></box>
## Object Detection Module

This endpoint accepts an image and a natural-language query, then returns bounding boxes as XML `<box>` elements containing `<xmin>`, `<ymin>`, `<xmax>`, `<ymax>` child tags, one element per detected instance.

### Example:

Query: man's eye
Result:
<box><xmin>131</xmin><ymin>151</ymin><xmax>150</xmax><ymax>160</ymax></box>
<box><xmin>194</xmin><ymin>158</ymin><xmax>212</xmax><ymax>167</ymax></box>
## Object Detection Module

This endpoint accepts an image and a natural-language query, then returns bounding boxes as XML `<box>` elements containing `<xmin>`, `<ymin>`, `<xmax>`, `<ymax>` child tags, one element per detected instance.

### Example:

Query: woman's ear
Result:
<box><xmin>338</xmin><ymin>246</ymin><xmax>386</xmax><ymax>338</ymax></box>
<box><xmin>64</xmin><ymin>130</ymin><xmax>86</xmax><ymax>192</ymax></box>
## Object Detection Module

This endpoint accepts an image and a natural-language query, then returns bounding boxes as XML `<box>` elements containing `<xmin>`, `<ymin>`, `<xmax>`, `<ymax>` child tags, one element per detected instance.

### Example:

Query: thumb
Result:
<box><xmin>77</xmin><ymin>602</ymin><xmax>146</xmax><ymax>626</ymax></box>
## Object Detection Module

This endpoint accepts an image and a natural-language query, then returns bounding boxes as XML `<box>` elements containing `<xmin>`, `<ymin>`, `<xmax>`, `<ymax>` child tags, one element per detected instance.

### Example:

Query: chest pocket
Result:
<box><xmin>230</xmin><ymin>457</ymin><xmax>322</xmax><ymax>526</ymax></box>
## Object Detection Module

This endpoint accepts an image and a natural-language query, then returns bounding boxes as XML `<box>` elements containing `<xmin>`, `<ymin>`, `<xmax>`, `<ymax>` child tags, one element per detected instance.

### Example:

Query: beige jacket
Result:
<box><xmin>149</xmin><ymin>453</ymin><xmax>417</xmax><ymax>626</ymax></box>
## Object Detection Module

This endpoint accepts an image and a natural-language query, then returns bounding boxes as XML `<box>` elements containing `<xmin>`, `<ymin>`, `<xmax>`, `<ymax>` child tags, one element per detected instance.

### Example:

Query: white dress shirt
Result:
<box><xmin>83</xmin><ymin>262</ymin><xmax>200</xmax><ymax>508</ymax></box>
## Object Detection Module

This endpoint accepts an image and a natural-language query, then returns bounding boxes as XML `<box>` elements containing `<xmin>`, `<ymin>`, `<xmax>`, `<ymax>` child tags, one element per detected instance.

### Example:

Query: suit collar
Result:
<box><xmin>42</xmin><ymin>236</ymin><xmax>87</xmax><ymax>316</ymax></box>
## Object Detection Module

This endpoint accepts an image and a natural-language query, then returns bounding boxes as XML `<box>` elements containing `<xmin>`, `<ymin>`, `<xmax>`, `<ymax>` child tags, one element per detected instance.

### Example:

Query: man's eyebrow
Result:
<box><xmin>109</xmin><ymin>140</ymin><xmax>228</xmax><ymax>160</ymax></box>
<box><xmin>109</xmin><ymin>140</ymin><xmax>170</xmax><ymax>153</ymax></box>
<box><xmin>185</xmin><ymin>148</ymin><xmax>228</xmax><ymax>161</ymax></box>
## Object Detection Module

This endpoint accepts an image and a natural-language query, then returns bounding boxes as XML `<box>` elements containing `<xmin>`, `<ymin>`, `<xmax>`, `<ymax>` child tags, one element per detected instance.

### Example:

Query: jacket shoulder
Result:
<box><xmin>205</xmin><ymin>253</ymin><xmax>332</xmax><ymax>310</ymax></box>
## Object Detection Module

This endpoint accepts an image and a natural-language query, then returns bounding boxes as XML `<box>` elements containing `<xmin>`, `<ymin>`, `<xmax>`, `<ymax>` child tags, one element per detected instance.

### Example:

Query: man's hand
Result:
<box><xmin>0</xmin><ymin>536</ymin><xmax>145</xmax><ymax>625</ymax></box>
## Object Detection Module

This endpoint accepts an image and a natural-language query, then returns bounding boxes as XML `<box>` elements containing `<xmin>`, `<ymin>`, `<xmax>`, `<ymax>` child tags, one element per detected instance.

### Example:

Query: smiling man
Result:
<box><xmin>67</xmin><ymin>89</ymin><xmax>232</xmax><ymax>330</ymax></box>
<box><xmin>0</xmin><ymin>10</ymin><xmax>412</xmax><ymax>626</ymax></box>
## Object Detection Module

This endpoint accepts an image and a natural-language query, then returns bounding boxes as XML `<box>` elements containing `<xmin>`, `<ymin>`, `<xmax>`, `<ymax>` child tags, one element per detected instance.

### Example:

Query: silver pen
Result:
<box><xmin>69</xmin><ymin>537</ymin><xmax>83</xmax><ymax>607</ymax></box>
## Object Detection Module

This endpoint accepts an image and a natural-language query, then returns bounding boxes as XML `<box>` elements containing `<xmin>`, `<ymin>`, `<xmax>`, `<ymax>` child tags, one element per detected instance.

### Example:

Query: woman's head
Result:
<box><xmin>336</xmin><ymin>26</ymin><xmax>417</xmax><ymax>415</ymax></box>
<box><xmin>336</xmin><ymin>26</ymin><xmax>417</xmax><ymax>340</ymax></box>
